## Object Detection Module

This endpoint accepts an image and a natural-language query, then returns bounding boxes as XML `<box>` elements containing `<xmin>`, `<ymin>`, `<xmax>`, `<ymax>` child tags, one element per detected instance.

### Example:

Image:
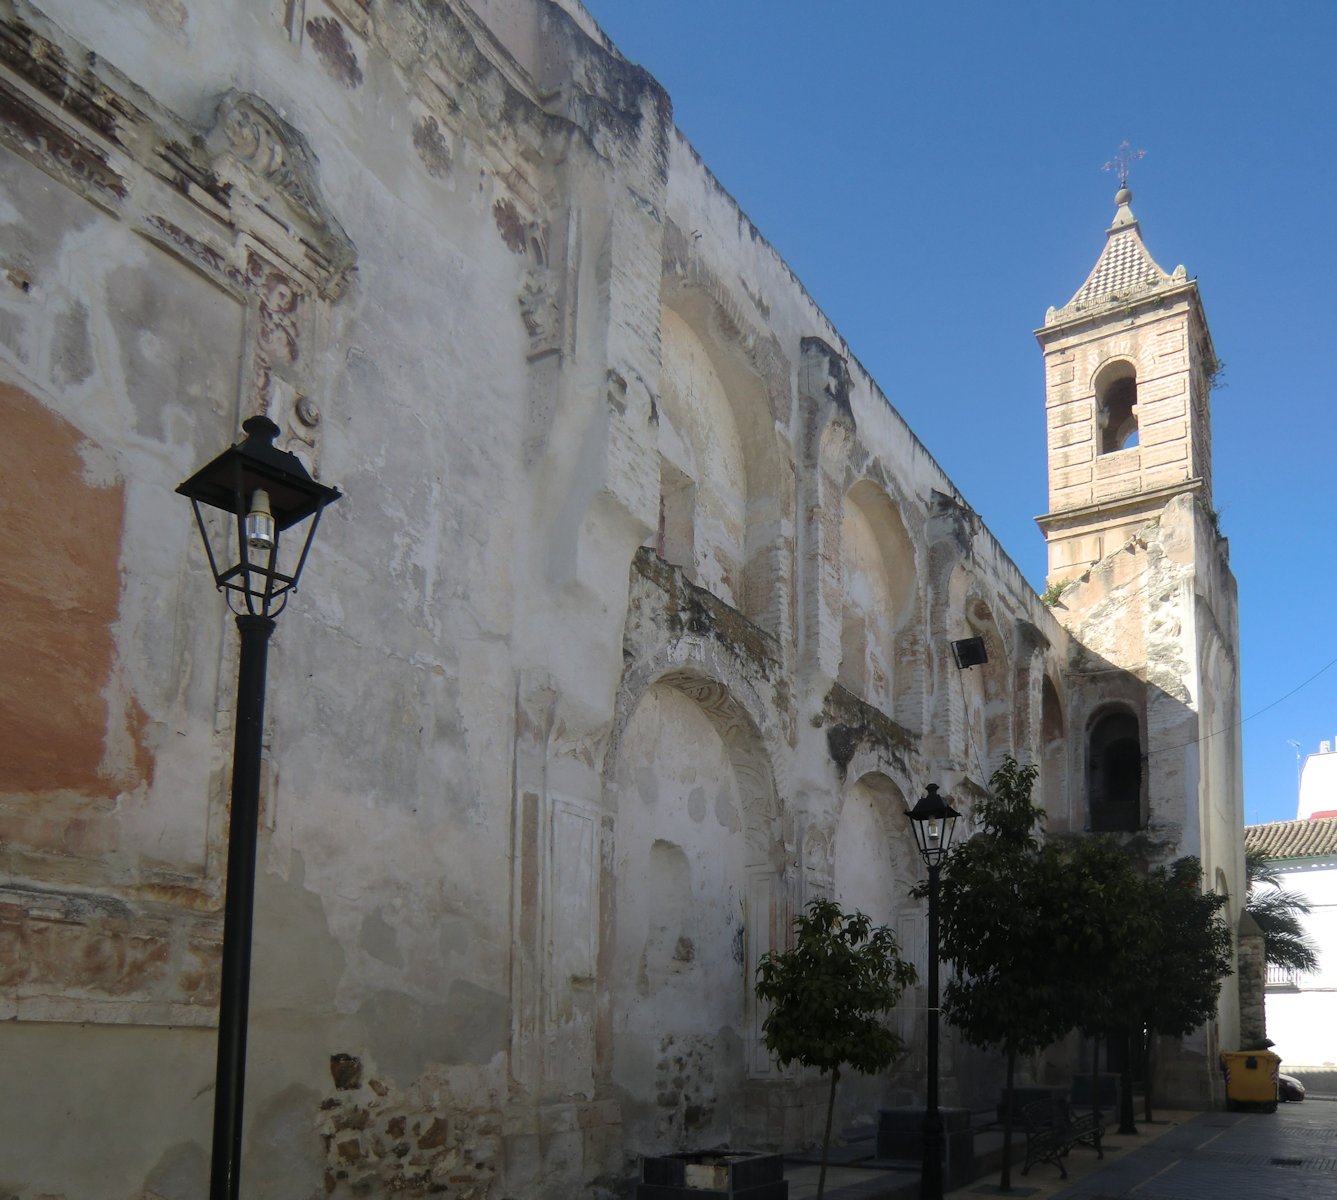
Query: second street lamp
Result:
<box><xmin>907</xmin><ymin>783</ymin><xmax>961</xmax><ymax>1200</ymax></box>
<box><xmin>177</xmin><ymin>415</ymin><xmax>341</xmax><ymax>1200</ymax></box>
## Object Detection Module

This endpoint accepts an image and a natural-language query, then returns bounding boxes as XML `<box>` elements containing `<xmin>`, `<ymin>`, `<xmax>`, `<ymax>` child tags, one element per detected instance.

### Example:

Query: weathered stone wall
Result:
<box><xmin>0</xmin><ymin>0</ymin><xmax>1239</xmax><ymax>1196</ymax></box>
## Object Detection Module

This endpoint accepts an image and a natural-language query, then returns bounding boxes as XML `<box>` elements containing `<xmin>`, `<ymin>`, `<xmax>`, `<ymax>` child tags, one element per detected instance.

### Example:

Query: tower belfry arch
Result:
<box><xmin>1035</xmin><ymin>185</ymin><xmax>1217</xmax><ymax>586</ymax></box>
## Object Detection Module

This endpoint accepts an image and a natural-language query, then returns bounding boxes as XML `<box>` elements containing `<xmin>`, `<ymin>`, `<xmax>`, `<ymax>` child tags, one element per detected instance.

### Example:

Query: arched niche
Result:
<box><xmin>945</xmin><ymin>574</ymin><xmax>1013</xmax><ymax>781</ymax></box>
<box><xmin>1086</xmin><ymin>704</ymin><xmax>1145</xmax><ymax>832</ymax></box>
<box><xmin>656</xmin><ymin>289</ymin><xmax>789</xmax><ymax>634</ymax></box>
<box><xmin>827</xmin><ymin>769</ymin><xmax>924</xmax><ymax>1125</ymax></box>
<box><xmin>833</xmin><ymin>771</ymin><xmax>917</xmax><ymax>926</ymax></box>
<box><xmin>604</xmin><ymin>664</ymin><xmax>784</xmax><ymax>1154</ymax></box>
<box><xmin>838</xmin><ymin>480</ymin><xmax>916</xmax><ymax>718</ymax></box>
<box><xmin>1093</xmin><ymin>358</ymin><xmax>1139</xmax><ymax>453</ymax></box>
<box><xmin>657</xmin><ymin>305</ymin><xmax>748</xmax><ymax>607</ymax></box>
<box><xmin>1040</xmin><ymin>675</ymin><xmax>1068</xmax><ymax>828</ymax></box>
<box><xmin>1197</xmin><ymin>630</ymin><xmax>1239</xmax><ymax>887</ymax></box>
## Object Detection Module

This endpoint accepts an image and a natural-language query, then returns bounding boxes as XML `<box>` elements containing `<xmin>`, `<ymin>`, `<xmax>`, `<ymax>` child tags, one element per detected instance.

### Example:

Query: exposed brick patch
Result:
<box><xmin>329</xmin><ymin>1053</ymin><xmax>362</xmax><ymax>1090</ymax></box>
<box><xmin>318</xmin><ymin>1076</ymin><xmax>498</xmax><ymax>1199</ymax></box>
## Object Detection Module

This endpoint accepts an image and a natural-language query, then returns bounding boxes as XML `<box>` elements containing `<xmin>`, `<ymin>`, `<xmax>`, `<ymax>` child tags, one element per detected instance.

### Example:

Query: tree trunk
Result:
<box><xmin>1117</xmin><ymin>1029</ymin><xmax>1138</xmax><ymax>1135</ymax></box>
<box><xmin>1090</xmin><ymin>1035</ymin><xmax>1101</xmax><ymax>1124</ymax></box>
<box><xmin>817</xmin><ymin>1064</ymin><xmax>839</xmax><ymax>1200</ymax></box>
<box><xmin>999</xmin><ymin>1045</ymin><xmax>1016</xmax><ymax>1192</ymax></box>
<box><xmin>1143</xmin><ymin>1026</ymin><xmax>1157</xmax><ymax>1123</ymax></box>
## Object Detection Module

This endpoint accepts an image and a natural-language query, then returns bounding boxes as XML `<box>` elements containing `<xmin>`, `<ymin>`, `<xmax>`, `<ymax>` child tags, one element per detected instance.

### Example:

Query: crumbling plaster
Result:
<box><xmin>0</xmin><ymin>0</ymin><xmax>1241</xmax><ymax>1194</ymax></box>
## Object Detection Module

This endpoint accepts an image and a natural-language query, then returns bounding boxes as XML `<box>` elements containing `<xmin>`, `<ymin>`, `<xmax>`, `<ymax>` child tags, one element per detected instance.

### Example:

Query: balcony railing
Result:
<box><xmin>1265</xmin><ymin>963</ymin><xmax>1301</xmax><ymax>990</ymax></box>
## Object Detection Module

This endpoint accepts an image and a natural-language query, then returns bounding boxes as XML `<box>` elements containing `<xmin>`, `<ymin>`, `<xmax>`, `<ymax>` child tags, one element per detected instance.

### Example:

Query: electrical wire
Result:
<box><xmin>1147</xmin><ymin>650</ymin><xmax>1337</xmax><ymax>759</ymax></box>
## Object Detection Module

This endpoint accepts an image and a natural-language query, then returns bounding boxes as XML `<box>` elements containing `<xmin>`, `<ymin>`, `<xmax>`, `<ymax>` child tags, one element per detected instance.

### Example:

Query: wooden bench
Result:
<box><xmin>1020</xmin><ymin>1098</ymin><xmax>1105</xmax><ymax>1179</ymax></box>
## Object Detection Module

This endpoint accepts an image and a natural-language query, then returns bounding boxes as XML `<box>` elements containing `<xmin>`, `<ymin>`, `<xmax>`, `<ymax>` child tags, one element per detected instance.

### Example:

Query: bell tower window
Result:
<box><xmin>1096</xmin><ymin>364</ymin><xmax>1139</xmax><ymax>453</ymax></box>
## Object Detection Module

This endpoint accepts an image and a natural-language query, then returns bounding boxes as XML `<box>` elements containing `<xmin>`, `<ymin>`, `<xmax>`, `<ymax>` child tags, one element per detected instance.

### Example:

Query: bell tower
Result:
<box><xmin>1036</xmin><ymin>185</ymin><xmax>1218</xmax><ymax>584</ymax></box>
<box><xmin>1035</xmin><ymin>182</ymin><xmax>1246</xmax><ymax>1108</ymax></box>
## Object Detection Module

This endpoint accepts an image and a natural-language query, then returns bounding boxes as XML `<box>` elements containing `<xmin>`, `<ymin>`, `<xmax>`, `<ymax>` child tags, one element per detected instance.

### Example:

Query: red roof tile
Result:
<box><xmin>1245</xmin><ymin>816</ymin><xmax>1337</xmax><ymax>861</ymax></box>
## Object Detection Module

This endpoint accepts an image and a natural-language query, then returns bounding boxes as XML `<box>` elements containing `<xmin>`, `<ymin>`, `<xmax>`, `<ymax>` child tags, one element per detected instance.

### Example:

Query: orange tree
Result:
<box><xmin>1138</xmin><ymin>857</ymin><xmax>1233</xmax><ymax>1120</ymax></box>
<box><xmin>927</xmin><ymin>757</ymin><xmax>1076</xmax><ymax>1192</ymax></box>
<box><xmin>756</xmin><ymin>898</ymin><xmax>917</xmax><ymax>1200</ymax></box>
<box><xmin>1055</xmin><ymin>835</ymin><xmax>1155</xmax><ymax>1135</ymax></box>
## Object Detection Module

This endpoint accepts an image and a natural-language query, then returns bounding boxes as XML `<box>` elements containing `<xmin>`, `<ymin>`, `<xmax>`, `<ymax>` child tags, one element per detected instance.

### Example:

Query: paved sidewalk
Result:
<box><xmin>784</xmin><ymin>1101</ymin><xmax>1336</xmax><ymax>1199</ymax></box>
<box><xmin>783</xmin><ymin>1109</ymin><xmax>1189</xmax><ymax>1199</ymax></box>
<box><xmin>944</xmin><ymin>1110</ymin><xmax>1191</xmax><ymax>1200</ymax></box>
<box><xmin>1048</xmin><ymin>1100</ymin><xmax>1337</xmax><ymax>1200</ymax></box>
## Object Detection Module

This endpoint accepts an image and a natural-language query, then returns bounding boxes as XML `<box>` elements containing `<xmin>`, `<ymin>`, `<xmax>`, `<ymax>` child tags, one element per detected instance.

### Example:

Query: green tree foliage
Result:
<box><xmin>934</xmin><ymin>759</ymin><xmax>1069</xmax><ymax>1052</ymax></box>
<box><xmin>1138</xmin><ymin>857</ymin><xmax>1233</xmax><ymax>1119</ymax></box>
<box><xmin>1142</xmin><ymin>858</ymin><xmax>1233</xmax><ymax>1036</ymax></box>
<box><xmin>904</xmin><ymin>755</ymin><xmax>1234</xmax><ymax>1162</ymax></box>
<box><xmin>927</xmin><ymin>757</ymin><xmax>1074</xmax><ymax>1190</ymax></box>
<box><xmin>1054</xmin><ymin>841</ymin><xmax>1233</xmax><ymax>1134</ymax></box>
<box><xmin>756</xmin><ymin>898</ymin><xmax>917</xmax><ymax>1200</ymax></box>
<box><xmin>1245</xmin><ymin>849</ymin><xmax>1319</xmax><ymax>974</ymax></box>
<box><xmin>1054</xmin><ymin>835</ymin><xmax>1157</xmax><ymax>1134</ymax></box>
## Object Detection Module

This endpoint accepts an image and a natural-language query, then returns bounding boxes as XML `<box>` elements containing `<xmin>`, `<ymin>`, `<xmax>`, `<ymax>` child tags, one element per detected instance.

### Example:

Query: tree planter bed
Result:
<box><xmin>636</xmin><ymin>1150</ymin><xmax>788</xmax><ymax>1199</ymax></box>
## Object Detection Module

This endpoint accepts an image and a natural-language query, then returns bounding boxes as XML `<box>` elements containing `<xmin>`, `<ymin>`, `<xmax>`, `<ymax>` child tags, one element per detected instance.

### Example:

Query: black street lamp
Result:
<box><xmin>906</xmin><ymin>783</ymin><xmax>961</xmax><ymax>1200</ymax></box>
<box><xmin>177</xmin><ymin>415</ymin><xmax>341</xmax><ymax>1200</ymax></box>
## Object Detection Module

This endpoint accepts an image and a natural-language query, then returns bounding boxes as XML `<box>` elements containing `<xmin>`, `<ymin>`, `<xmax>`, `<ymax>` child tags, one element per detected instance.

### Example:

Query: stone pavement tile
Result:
<box><xmin>787</xmin><ymin>1104</ymin><xmax>1337</xmax><ymax>1200</ymax></box>
<box><xmin>946</xmin><ymin>1112</ymin><xmax>1193</xmax><ymax>1200</ymax></box>
<box><xmin>784</xmin><ymin>1160</ymin><xmax>919</xmax><ymax>1199</ymax></box>
<box><xmin>1050</xmin><ymin>1101</ymin><xmax>1337</xmax><ymax>1200</ymax></box>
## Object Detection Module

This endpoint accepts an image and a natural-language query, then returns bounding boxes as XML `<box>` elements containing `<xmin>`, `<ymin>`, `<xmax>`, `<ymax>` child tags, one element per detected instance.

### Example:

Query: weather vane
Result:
<box><xmin>1102</xmin><ymin>140</ymin><xmax>1146</xmax><ymax>188</ymax></box>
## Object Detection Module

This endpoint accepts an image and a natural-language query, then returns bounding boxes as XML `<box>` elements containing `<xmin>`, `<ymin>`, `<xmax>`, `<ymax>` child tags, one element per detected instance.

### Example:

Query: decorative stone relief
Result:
<box><xmin>205</xmin><ymin>91</ymin><xmax>357</xmax><ymax>298</ymax></box>
<box><xmin>495</xmin><ymin>197</ymin><xmax>580</xmax><ymax>362</ymax></box>
<box><xmin>411</xmin><ymin>112</ymin><xmax>452</xmax><ymax>178</ymax></box>
<box><xmin>200</xmin><ymin>92</ymin><xmax>357</xmax><ymax>467</ymax></box>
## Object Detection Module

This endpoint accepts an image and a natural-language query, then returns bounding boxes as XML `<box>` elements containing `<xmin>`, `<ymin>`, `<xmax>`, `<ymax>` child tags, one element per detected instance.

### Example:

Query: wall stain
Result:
<box><xmin>412</xmin><ymin>114</ymin><xmax>451</xmax><ymax>178</ymax></box>
<box><xmin>306</xmin><ymin>17</ymin><xmax>363</xmax><ymax>88</ymax></box>
<box><xmin>491</xmin><ymin>198</ymin><xmax>527</xmax><ymax>255</ymax></box>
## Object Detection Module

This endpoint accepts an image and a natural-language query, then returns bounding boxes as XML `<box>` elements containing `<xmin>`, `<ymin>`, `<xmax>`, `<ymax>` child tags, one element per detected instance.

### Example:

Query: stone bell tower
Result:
<box><xmin>1034</xmin><ymin>182</ymin><xmax>1246</xmax><ymax>1106</ymax></box>
<box><xmin>1036</xmin><ymin>183</ymin><xmax>1217</xmax><ymax>584</ymax></box>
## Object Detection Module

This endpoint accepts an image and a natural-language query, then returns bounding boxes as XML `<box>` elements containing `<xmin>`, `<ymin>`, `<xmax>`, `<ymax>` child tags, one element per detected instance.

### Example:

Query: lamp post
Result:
<box><xmin>906</xmin><ymin>783</ymin><xmax>961</xmax><ymax>1200</ymax></box>
<box><xmin>177</xmin><ymin>416</ymin><xmax>341</xmax><ymax>1200</ymax></box>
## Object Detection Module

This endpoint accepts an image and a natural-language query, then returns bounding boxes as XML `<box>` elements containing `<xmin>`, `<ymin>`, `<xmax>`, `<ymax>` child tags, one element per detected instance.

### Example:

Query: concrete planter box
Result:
<box><xmin>877</xmin><ymin>1106</ymin><xmax>975</xmax><ymax>1191</ymax></box>
<box><xmin>636</xmin><ymin>1150</ymin><xmax>788</xmax><ymax>1199</ymax></box>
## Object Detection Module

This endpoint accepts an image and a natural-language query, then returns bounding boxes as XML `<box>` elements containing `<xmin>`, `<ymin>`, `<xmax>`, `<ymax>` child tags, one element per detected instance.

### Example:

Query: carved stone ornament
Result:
<box><xmin>519</xmin><ymin>266</ymin><xmax>560</xmax><ymax>358</ymax></box>
<box><xmin>205</xmin><ymin>90</ymin><xmax>357</xmax><ymax>297</ymax></box>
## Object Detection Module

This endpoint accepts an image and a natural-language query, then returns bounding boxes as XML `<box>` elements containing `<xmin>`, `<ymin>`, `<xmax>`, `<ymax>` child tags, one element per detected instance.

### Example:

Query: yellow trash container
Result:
<box><xmin>1220</xmin><ymin>1050</ymin><xmax>1280</xmax><ymax>1111</ymax></box>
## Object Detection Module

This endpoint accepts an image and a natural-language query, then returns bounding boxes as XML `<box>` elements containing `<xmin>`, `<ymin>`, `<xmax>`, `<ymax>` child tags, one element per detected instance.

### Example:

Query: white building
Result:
<box><xmin>1248</xmin><ymin>742</ymin><xmax>1337</xmax><ymax>1072</ymax></box>
<box><xmin>1298</xmin><ymin>739</ymin><xmax>1337</xmax><ymax>820</ymax></box>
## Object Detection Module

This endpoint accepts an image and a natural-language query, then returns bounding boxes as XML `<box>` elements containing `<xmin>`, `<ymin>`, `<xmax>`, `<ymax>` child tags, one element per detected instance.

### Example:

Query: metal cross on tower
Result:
<box><xmin>1102</xmin><ymin>140</ymin><xmax>1147</xmax><ymax>188</ymax></box>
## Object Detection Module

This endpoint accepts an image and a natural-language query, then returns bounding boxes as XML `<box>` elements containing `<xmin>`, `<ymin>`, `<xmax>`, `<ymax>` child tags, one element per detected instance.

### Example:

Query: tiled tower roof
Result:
<box><xmin>1246</xmin><ymin>817</ymin><xmax>1337</xmax><ymax>861</ymax></box>
<box><xmin>1046</xmin><ymin>187</ymin><xmax>1188</xmax><ymax>324</ymax></box>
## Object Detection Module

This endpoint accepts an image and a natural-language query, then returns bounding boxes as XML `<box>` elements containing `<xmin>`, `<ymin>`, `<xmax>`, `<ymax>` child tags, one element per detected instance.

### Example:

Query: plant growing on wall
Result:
<box><xmin>1040</xmin><ymin>579</ymin><xmax>1070</xmax><ymax>607</ymax></box>
<box><xmin>756</xmin><ymin>898</ymin><xmax>917</xmax><ymax>1200</ymax></box>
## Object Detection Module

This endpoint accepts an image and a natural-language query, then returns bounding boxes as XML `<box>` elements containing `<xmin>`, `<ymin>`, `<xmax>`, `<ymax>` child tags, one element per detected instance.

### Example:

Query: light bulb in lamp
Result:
<box><xmin>245</xmin><ymin>489</ymin><xmax>276</xmax><ymax>553</ymax></box>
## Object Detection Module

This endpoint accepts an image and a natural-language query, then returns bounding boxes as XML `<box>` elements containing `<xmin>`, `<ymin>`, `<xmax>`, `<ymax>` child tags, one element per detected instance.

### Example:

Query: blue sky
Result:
<box><xmin>581</xmin><ymin>0</ymin><xmax>1337</xmax><ymax>827</ymax></box>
